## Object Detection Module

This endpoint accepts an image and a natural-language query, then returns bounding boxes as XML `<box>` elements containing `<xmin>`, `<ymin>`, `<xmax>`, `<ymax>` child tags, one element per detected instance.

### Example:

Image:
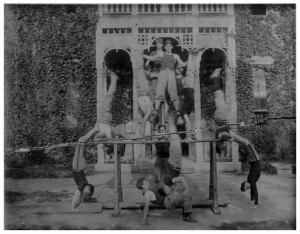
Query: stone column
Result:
<box><xmin>96</xmin><ymin>13</ymin><xmax>106</xmax><ymax>168</ymax></box>
<box><xmin>131</xmin><ymin>21</ymin><xmax>145</xmax><ymax>161</ymax></box>
<box><xmin>227</xmin><ymin>25</ymin><xmax>239</xmax><ymax>164</ymax></box>
<box><xmin>189</xmin><ymin>36</ymin><xmax>203</xmax><ymax>170</ymax></box>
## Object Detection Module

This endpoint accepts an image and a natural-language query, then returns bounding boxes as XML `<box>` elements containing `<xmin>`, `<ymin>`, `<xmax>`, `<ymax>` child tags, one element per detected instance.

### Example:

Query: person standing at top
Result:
<box><xmin>144</xmin><ymin>38</ymin><xmax>164</xmax><ymax>101</ymax></box>
<box><xmin>143</xmin><ymin>40</ymin><xmax>187</xmax><ymax>124</ymax></box>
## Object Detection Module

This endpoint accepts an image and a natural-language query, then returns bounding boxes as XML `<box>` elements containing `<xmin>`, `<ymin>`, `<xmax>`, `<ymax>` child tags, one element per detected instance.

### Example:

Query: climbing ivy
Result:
<box><xmin>5</xmin><ymin>5</ymin><xmax>99</xmax><ymax>164</ymax></box>
<box><xmin>235</xmin><ymin>4</ymin><xmax>296</xmax><ymax>162</ymax></box>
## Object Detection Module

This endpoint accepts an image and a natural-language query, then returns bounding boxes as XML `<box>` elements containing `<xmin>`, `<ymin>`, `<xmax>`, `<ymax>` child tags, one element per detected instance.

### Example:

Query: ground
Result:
<box><xmin>4</xmin><ymin>170</ymin><xmax>296</xmax><ymax>230</ymax></box>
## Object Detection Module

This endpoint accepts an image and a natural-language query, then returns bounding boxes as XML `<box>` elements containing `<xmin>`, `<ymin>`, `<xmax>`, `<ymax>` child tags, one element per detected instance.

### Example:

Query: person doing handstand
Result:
<box><xmin>131</xmin><ymin>42</ymin><xmax>156</xmax><ymax>137</ymax></box>
<box><xmin>78</xmin><ymin>69</ymin><xmax>119</xmax><ymax>142</ymax></box>
<box><xmin>219</xmin><ymin>131</ymin><xmax>261</xmax><ymax>208</ymax></box>
<box><xmin>71</xmin><ymin>69</ymin><xmax>119</xmax><ymax>209</ymax></box>
<box><xmin>71</xmin><ymin>143</ymin><xmax>95</xmax><ymax>210</ymax></box>
<box><xmin>177</xmin><ymin>48</ymin><xmax>201</xmax><ymax>140</ymax></box>
<box><xmin>209</xmin><ymin>67</ymin><xmax>261</xmax><ymax>208</ymax></box>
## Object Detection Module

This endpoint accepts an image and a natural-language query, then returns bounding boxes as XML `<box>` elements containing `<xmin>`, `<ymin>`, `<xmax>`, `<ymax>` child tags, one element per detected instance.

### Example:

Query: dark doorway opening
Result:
<box><xmin>104</xmin><ymin>49</ymin><xmax>133</xmax><ymax>127</ymax></box>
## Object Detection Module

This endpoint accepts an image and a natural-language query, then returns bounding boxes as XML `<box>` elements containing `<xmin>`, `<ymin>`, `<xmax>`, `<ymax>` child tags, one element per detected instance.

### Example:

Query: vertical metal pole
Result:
<box><xmin>112</xmin><ymin>143</ymin><xmax>121</xmax><ymax>216</ymax></box>
<box><xmin>209</xmin><ymin>142</ymin><xmax>213</xmax><ymax>200</ymax></box>
<box><xmin>117</xmin><ymin>143</ymin><xmax>123</xmax><ymax>202</ymax></box>
<box><xmin>210</xmin><ymin>141</ymin><xmax>221</xmax><ymax>214</ymax></box>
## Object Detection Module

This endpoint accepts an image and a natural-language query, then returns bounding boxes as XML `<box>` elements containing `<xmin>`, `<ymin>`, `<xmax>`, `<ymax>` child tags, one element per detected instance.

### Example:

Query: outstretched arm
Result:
<box><xmin>174</xmin><ymin>54</ymin><xmax>187</xmax><ymax>67</ymax></box>
<box><xmin>143</xmin><ymin>53</ymin><xmax>160</xmax><ymax>61</ymax></box>
<box><xmin>228</xmin><ymin>130</ymin><xmax>250</xmax><ymax>145</ymax></box>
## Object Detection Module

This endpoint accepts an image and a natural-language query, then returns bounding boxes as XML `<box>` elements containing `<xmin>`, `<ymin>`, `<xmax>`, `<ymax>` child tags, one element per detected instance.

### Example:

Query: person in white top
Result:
<box><xmin>143</xmin><ymin>40</ymin><xmax>188</xmax><ymax>123</ymax></box>
<box><xmin>144</xmin><ymin>38</ymin><xmax>164</xmax><ymax>101</ymax></box>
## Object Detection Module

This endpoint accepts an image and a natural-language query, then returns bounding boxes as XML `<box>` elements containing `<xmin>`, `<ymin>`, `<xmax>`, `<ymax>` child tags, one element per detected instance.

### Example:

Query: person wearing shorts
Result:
<box><xmin>71</xmin><ymin>143</ymin><xmax>95</xmax><ymax>210</ymax></box>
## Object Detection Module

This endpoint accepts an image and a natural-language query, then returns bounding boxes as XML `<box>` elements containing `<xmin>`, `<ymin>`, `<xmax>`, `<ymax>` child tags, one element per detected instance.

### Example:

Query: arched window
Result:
<box><xmin>253</xmin><ymin>68</ymin><xmax>268</xmax><ymax>113</ymax></box>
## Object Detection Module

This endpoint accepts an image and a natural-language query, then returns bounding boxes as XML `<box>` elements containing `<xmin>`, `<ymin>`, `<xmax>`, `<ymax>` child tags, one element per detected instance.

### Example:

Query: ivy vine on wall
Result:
<box><xmin>235</xmin><ymin>4</ymin><xmax>296</xmax><ymax>162</ymax></box>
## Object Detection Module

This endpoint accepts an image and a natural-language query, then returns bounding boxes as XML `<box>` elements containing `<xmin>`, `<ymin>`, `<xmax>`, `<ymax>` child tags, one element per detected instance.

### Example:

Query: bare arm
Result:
<box><xmin>174</xmin><ymin>54</ymin><xmax>187</xmax><ymax>67</ymax></box>
<box><xmin>143</xmin><ymin>53</ymin><xmax>160</xmax><ymax>61</ymax></box>
<box><xmin>228</xmin><ymin>130</ymin><xmax>250</xmax><ymax>145</ymax></box>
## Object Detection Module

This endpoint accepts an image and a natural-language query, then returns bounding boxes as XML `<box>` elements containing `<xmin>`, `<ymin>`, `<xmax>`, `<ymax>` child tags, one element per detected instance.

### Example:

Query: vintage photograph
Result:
<box><xmin>3</xmin><ymin>2</ymin><xmax>296</xmax><ymax>230</ymax></box>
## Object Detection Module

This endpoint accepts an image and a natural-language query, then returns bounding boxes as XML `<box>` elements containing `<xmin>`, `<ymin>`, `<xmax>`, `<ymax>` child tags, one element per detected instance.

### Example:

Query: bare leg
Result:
<box><xmin>78</xmin><ymin>124</ymin><xmax>99</xmax><ymax>142</ymax></box>
<box><xmin>150</xmin><ymin>78</ymin><xmax>158</xmax><ymax>101</ymax></box>
<box><xmin>139</xmin><ymin>104</ymin><xmax>152</xmax><ymax>137</ymax></box>
<box><xmin>107</xmin><ymin>70</ymin><xmax>119</xmax><ymax>96</ymax></box>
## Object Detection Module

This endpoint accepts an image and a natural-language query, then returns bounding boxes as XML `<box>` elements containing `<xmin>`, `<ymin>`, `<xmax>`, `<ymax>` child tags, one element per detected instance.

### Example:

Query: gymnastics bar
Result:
<box><xmin>101</xmin><ymin>138</ymin><xmax>222</xmax><ymax>217</ymax></box>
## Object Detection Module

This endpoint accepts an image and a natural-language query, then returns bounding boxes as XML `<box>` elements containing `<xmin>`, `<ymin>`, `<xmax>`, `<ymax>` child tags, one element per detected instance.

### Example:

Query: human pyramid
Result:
<box><xmin>71</xmin><ymin>38</ymin><xmax>261</xmax><ymax>224</ymax></box>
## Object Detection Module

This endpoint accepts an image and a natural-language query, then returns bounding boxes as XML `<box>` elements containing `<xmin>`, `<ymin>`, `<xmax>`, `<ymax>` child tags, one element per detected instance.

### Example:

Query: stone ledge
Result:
<box><xmin>270</xmin><ymin>163</ymin><xmax>294</xmax><ymax>175</ymax></box>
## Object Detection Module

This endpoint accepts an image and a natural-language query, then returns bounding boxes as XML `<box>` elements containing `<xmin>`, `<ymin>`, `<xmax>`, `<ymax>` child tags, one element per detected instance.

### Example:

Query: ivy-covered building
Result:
<box><xmin>5</xmin><ymin>4</ymin><xmax>296</xmax><ymax>172</ymax></box>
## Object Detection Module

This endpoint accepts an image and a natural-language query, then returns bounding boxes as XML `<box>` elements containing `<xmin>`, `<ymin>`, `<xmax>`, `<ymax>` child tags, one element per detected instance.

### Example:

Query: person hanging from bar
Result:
<box><xmin>209</xmin><ymin>66</ymin><xmax>231</xmax><ymax>153</ymax></box>
<box><xmin>71</xmin><ymin>69</ymin><xmax>120</xmax><ymax>209</ymax></box>
<box><xmin>143</xmin><ymin>40</ymin><xmax>188</xmax><ymax>124</ymax></box>
<box><xmin>176</xmin><ymin>48</ymin><xmax>202</xmax><ymax>140</ymax></box>
<box><xmin>131</xmin><ymin>41</ymin><xmax>158</xmax><ymax>138</ymax></box>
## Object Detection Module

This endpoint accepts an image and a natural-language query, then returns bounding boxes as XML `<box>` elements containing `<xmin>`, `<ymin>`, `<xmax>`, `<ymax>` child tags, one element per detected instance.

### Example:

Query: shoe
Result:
<box><xmin>183</xmin><ymin>214</ymin><xmax>197</xmax><ymax>222</ymax></box>
<box><xmin>149</xmin><ymin>110</ymin><xmax>158</xmax><ymax>124</ymax></box>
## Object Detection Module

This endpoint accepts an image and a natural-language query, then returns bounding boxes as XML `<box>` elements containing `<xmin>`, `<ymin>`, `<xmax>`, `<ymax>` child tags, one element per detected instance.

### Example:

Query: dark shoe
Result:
<box><xmin>183</xmin><ymin>214</ymin><xmax>197</xmax><ymax>222</ymax></box>
<box><xmin>83</xmin><ymin>197</ymin><xmax>97</xmax><ymax>203</ymax></box>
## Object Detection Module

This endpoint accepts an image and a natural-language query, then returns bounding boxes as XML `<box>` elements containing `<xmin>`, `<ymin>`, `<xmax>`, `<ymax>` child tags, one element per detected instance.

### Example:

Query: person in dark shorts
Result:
<box><xmin>219</xmin><ymin>131</ymin><xmax>261</xmax><ymax>208</ymax></box>
<box><xmin>71</xmin><ymin>143</ymin><xmax>95</xmax><ymax>210</ymax></box>
<box><xmin>154</xmin><ymin>124</ymin><xmax>170</xmax><ymax>183</ymax></box>
<box><xmin>179</xmin><ymin>48</ymin><xmax>201</xmax><ymax>140</ymax></box>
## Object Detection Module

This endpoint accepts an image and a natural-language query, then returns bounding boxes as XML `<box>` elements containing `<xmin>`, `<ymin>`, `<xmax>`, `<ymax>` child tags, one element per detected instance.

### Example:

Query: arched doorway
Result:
<box><xmin>200</xmin><ymin>48</ymin><xmax>227</xmax><ymax>124</ymax></box>
<box><xmin>104</xmin><ymin>49</ymin><xmax>133</xmax><ymax>161</ymax></box>
<box><xmin>199</xmin><ymin>48</ymin><xmax>231</xmax><ymax>161</ymax></box>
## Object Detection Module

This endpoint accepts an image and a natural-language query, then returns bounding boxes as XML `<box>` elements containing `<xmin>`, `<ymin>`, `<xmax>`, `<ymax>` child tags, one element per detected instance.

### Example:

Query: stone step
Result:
<box><xmin>270</xmin><ymin>163</ymin><xmax>294</xmax><ymax>175</ymax></box>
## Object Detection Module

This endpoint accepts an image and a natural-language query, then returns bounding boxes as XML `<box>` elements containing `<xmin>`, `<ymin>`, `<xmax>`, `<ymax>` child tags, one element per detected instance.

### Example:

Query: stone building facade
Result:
<box><xmin>94</xmin><ymin>4</ymin><xmax>244</xmax><ymax>172</ymax></box>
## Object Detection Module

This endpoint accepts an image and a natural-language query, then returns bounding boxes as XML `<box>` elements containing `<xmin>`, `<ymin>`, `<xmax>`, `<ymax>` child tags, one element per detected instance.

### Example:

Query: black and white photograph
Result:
<box><xmin>3</xmin><ymin>1</ymin><xmax>297</xmax><ymax>230</ymax></box>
